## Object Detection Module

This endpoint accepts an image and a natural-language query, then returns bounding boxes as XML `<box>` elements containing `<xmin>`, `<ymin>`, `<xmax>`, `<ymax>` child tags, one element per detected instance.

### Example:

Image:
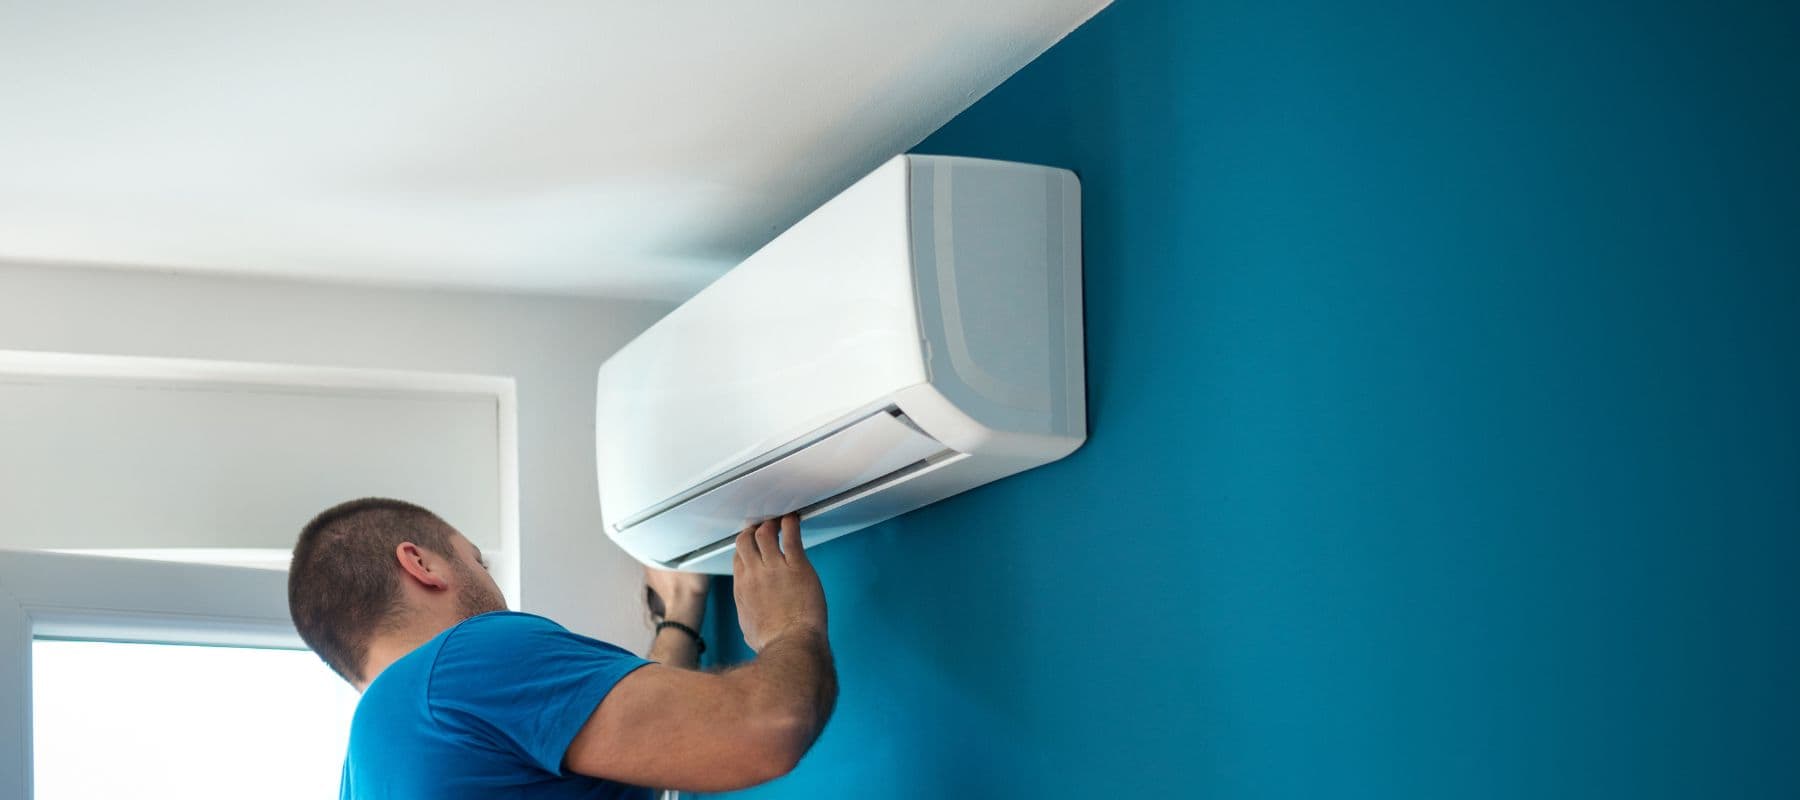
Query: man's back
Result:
<box><xmin>294</xmin><ymin>504</ymin><xmax>835</xmax><ymax>794</ymax></box>
<box><xmin>342</xmin><ymin>611</ymin><xmax>652</xmax><ymax>799</ymax></box>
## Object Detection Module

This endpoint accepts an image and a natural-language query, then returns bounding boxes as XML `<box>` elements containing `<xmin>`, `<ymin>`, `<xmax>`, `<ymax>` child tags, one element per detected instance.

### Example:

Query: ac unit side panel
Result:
<box><xmin>597</xmin><ymin>158</ymin><xmax>929</xmax><ymax>527</ymax></box>
<box><xmin>891</xmin><ymin>382</ymin><xmax>1083</xmax><ymax>462</ymax></box>
<box><xmin>906</xmin><ymin>156</ymin><xmax>1086</xmax><ymax>448</ymax></box>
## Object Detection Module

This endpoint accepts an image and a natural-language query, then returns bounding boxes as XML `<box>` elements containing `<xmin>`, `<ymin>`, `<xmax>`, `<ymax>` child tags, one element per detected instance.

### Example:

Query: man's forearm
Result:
<box><xmin>726</xmin><ymin>626</ymin><xmax>838</xmax><ymax>755</ymax></box>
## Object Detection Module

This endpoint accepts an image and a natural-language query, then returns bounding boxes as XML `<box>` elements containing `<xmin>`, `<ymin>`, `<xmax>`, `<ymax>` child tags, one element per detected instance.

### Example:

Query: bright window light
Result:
<box><xmin>32</xmin><ymin>639</ymin><xmax>359</xmax><ymax>800</ymax></box>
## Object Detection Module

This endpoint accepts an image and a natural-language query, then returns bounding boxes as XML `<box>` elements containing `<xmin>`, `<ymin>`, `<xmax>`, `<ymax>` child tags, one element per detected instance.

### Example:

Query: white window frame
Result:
<box><xmin>0</xmin><ymin>349</ymin><xmax>521</xmax><ymax>605</ymax></box>
<box><xmin>0</xmin><ymin>549</ymin><xmax>310</xmax><ymax>799</ymax></box>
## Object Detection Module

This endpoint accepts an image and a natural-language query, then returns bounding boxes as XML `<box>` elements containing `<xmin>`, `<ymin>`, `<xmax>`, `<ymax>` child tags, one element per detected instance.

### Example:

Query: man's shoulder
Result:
<box><xmin>430</xmin><ymin>612</ymin><xmax>562</xmax><ymax>667</ymax></box>
<box><xmin>449</xmin><ymin>610</ymin><xmax>567</xmax><ymax>637</ymax></box>
<box><xmin>434</xmin><ymin>611</ymin><xmax>638</xmax><ymax>671</ymax></box>
<box><xmin>446</xmin><ymin>610</ymin><xmax>646</xmax><ymax>649</ymax></box>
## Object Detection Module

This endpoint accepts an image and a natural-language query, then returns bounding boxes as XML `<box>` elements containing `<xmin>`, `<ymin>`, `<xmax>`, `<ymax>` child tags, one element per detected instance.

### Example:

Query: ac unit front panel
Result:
<box><xmin>614</xmin><ymin>409</ymin><xmax>951</xmax><ymax>564</ymax></box>
<box><xmin>595</xmin><ymin>158</ymin><xmax>929</xmax><ymax>527</ymax></box>
<box><xmin>670</xmin><ymin>447</ymin><xmax>1042</xmax><ymax>575</ymax></box>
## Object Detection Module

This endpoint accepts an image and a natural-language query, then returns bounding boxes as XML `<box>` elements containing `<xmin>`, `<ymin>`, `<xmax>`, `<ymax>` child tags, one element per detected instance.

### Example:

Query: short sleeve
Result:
<box><xmin>428</xmin><ymin>612</ymin><xmax>652</xmax><ymax>775</ymax></box>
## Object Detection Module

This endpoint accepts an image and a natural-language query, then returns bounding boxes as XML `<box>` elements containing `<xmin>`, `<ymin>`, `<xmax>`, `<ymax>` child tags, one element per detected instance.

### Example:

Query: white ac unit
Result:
<box><xmin>595</xmin><ymin>154</ymin><xmax>1085</xmax><ymax>573</ymax></box>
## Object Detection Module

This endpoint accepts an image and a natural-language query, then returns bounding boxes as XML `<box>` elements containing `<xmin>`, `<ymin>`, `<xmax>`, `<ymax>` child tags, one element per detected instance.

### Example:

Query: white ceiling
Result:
<box><xmin>0</xmin><ymin>2</ymin><xmax>1108</xmax><ymax>301</ymax></box>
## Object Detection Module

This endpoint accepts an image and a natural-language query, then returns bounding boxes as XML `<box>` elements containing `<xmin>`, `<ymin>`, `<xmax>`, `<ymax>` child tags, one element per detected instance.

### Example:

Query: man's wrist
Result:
<box><xmin>658</xmin><ymin>594</ymin><xmax>707</xmax><ymax>629</ymax></box>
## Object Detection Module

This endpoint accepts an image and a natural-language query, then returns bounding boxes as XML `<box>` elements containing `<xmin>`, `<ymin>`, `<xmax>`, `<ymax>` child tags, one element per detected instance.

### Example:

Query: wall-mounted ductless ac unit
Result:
<box><xmin>595</xmin><ymin>154</ymin><xmax>1085</xmax><ymax>573</ymax></box>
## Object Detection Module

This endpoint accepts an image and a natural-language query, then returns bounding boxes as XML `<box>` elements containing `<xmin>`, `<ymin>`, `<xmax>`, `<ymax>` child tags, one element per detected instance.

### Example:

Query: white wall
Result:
<box><xmin>0</xmin><ymin>377</ymin><xmax>502</xmax><ymax>552</ymax></box>
<box><xmin>0</xmin><ymin>259</ymin><xmax>674</xmax><ymax>649</ymax></box>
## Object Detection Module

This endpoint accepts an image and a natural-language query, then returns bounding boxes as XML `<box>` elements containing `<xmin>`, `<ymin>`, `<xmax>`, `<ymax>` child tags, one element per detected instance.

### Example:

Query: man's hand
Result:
<box><xmin>732</xmin><ymin>514</ymin><xmax>827</xmax><ymax>652</ymax></box>
<box><xmin>646</xmin><ymin>567</ymin><xmax>710</xmax><ymax>669</ymax></box>
<box><xmin>646</xmin><ymin>566</ymin><xmax>709</xmax><ymax>627</ymax></box>
<box><xmin>565</xmin><ymin>513</ymin><xmax>837</xmax><ymax>791</ymax></box>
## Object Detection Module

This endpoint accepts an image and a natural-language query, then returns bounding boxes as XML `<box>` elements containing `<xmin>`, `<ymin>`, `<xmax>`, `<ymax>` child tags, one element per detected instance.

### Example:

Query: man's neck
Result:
<box><xmin>356</xmin><ymin>615</ymin><xmax>464</xmax><ymax>692</ymax></box>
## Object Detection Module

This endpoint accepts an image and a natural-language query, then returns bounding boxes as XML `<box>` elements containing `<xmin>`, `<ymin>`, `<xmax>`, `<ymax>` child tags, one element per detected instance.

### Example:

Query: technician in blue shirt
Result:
<box><xmin>287</xmin><ymin>497</ymin><xmax>837</xmax><ymax>798</ymax></box>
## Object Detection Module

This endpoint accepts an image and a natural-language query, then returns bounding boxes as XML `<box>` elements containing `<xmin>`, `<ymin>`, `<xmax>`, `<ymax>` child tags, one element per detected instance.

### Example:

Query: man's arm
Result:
<box><xmin>566</xmin><ymin>516</ymin><xmax>836</xmax><ymax>792</ymax></box>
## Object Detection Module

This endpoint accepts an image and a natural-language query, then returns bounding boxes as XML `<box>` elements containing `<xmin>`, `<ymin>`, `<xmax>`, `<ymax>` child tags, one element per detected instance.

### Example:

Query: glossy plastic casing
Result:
<box><xmin>595</xmin><ymin>155</ymin><xmax>1084</xmax><ymax>573</ymax></box>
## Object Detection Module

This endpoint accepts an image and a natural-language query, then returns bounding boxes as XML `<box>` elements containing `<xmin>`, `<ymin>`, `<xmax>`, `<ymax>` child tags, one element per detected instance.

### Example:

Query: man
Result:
<box><xmin>288</xmin><ymin>497</ymin><xmax>837</xmax><ymax>798</ymax></box>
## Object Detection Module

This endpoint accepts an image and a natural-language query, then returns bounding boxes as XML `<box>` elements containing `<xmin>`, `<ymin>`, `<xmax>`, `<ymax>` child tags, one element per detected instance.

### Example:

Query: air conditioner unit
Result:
<box><xmin>595</xmin><ymin>154</ymin><xmax>1084</xmax><ymax>573</ymax></box>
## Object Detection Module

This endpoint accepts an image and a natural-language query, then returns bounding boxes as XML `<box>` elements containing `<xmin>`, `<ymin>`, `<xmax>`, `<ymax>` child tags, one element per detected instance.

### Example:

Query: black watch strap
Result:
<box><xmin>655</xmin><ymin>620</ymin><xmax>706</xmax><ymax>655</ymax></box>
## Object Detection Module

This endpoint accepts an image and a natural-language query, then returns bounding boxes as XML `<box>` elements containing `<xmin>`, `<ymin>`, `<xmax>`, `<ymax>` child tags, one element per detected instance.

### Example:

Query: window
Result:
<box><xmin>0</xmin><ymin>550</ymin><xmax>351</xmax><ymax>799</ymax></box>
<box><xmin>32</xmin><ymin>639</ymin><xmax>358</xmax><ymax>799</ymax></box>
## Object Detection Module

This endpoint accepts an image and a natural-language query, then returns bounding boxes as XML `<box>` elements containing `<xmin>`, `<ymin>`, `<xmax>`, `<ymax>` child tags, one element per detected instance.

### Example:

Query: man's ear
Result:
<box><xmin>394</xmin><ymin>542</ymin><xmax>450</xmax><ymax>591</ymax></box>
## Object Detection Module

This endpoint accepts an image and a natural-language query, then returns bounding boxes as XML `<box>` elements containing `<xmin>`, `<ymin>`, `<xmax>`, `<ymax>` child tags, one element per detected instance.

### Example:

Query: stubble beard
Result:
<box><xmin>453</xmin><ymin>563</ymin><xmax>508</xmax><ymax>620</ymax></box>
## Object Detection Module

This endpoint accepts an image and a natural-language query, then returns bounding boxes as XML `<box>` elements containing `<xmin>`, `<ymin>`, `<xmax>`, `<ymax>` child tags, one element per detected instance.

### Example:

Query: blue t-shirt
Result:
<box><xmin>341</xmin><ymin>611</ymin><xmax>654</xmax><ymax>799</ymax></box>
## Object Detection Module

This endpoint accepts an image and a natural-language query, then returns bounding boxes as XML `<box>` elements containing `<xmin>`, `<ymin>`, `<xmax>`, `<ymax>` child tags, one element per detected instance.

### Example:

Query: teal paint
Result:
<box><xmin>703</xmin><ymin>1</ymin><xmax>1800</xmax><ymax>796</ymax></box>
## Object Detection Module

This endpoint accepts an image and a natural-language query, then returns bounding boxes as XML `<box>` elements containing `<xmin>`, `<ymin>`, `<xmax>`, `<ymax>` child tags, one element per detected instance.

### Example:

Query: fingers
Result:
<box><xmin>736</xmin><ymin>514</ymin><xmax>805</xmax><ymax>566</ymax></box>
<box><xmin>779</xmin><ymin>513</ymin><xmax>807</xmax><ymax>564</ymax></box>
<box><xmin>754</xmin><ymin>518</ymin><xmax>781</xmax><ymax>562</ymax></box>
<box><xmin>735</xmin><ymin>523</ymin><xmax>759</xmax><ymax>562</ymax></box>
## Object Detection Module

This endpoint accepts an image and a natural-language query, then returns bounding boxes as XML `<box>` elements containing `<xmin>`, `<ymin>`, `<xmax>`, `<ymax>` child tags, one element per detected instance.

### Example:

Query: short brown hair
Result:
<box><xmin>289</xmin><ymin>497</ymin><xmax>456</xmax><ymax>683</ymax></box>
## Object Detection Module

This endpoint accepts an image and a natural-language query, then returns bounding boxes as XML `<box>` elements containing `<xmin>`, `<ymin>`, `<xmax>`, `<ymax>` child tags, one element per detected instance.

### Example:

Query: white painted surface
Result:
<box><xmin>48</xmin><ymin>548</ymin><xmax>296</xmax><ymax>570</ymax></box>
<box><xmin>0</xmin><ymin>260</ymin><xmax>672</xmax><ymax>650</ymax></box>
<box><xmin>0</xmin><ymin>377</ymin><xmax>501</xmax><ymax>552</ymax></box>
<box><xmin>0</xmin><ymin>1</ymin><xmax>1111</xmax><ymax>300</ymax></box>
<box><xmin>0</xmin><ymin>349</ymin><xmax>522</xmax><ymax>605</ymax></box>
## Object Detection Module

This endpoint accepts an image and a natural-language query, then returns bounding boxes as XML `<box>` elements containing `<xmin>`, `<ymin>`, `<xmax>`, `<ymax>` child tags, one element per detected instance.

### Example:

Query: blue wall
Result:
<box><xmin>705</xmin><ymin>1</ymin><xmax>1800</xmax><ymax>797</ymax></box>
